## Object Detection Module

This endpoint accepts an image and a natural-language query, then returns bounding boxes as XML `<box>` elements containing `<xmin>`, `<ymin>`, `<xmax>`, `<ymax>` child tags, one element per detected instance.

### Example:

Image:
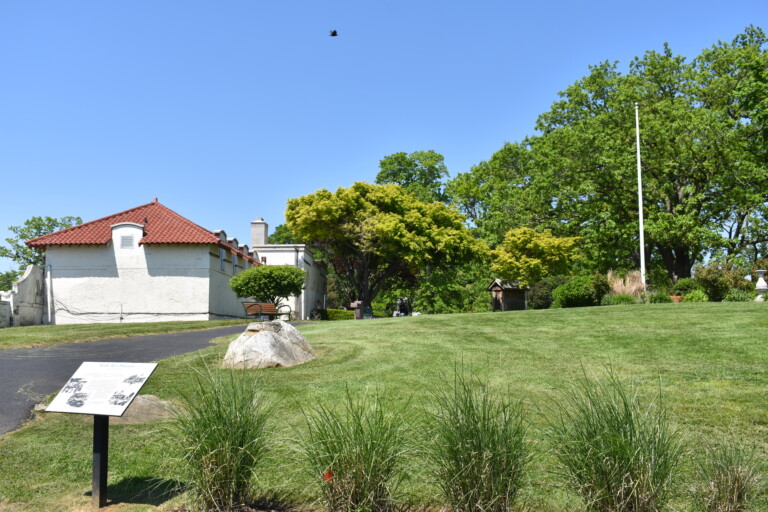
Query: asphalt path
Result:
<box><xmin>0</xmin><ymin>325</ymin><xmax>246</xmax><ymax>436</ymax></box>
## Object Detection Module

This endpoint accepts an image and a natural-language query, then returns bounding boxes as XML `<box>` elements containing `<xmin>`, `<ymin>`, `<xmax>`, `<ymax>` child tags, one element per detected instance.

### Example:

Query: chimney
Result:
<box><xmin>251</xmin><ymin>218</ymin><xmax>268</xmax><ymax>247</ymax></box>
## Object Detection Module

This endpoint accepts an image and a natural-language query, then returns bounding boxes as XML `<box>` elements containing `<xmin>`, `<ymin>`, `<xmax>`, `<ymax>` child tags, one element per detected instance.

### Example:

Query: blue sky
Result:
<box><xmin>1</xmin><ymin>1</ymin><xmax>765</xmax><ymax>272</ymax></box>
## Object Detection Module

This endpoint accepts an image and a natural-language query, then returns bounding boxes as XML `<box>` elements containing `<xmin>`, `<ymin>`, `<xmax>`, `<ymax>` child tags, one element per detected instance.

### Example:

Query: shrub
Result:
<box><xmin>425</xmin><ymin>371</ymin><xmax>529</xmax><ymax>512</ymax></box>
<box><xmin>649</xmin><ymin>291</ymin><xmax>674</xmax><ymax>303</ymax></box>
<box><xmin>692</xmin><ymin>441</ymin><xmax>764</xmax><ymax>512</ymax></box>
<box><xmin>527</xmin><ymin>275</ymin><xmax>571</xmax><ymax>309</ymax></box>
<box><xmin>302</xmin><ymin>391</ymin><xmax>409</xmax><ymax>512</ymax></box>
<box><xmin>607</xmin><ymin>270</ymin><xmax>644</xmax><ymax>297</ymax></box>
<box><xmin>648</xmin><ymin>267</ymin><xmax>674</xmax><ymax>294</ymax></box>
<box><xmin>723</xmin><ymin>288</ymin><xmax>753</xmax><ymax>302</ymax></box>
<box><xmin>549</xmin><ymin>371</ymin><xmax>683</xmax><ymax>512</ymax></box>
<box><xmin>694</xmin><ymin>263</ymin><xmax>752</xmax><ymax>302</ymax></box>
<box><xmin>314</xmin><ymin>309</ymin><xmax>354</xmax><ymax>321</ymax></box>
<box><xmin>552</xmin><ymin>274</ymin><xmax>610</xmax><ymax>308</ymax></box>
<box><xmin>673</xmin><ymin>277</ymin><xmax>701</xmax><ymax>296</ymax></box>
<box><xmin>172</xmin><ymin>365</ymin><xmax>273</xmax><ymax>512</ymax></box>
<box><xmin>230</xmin><ymin>265</ymin><xmax>306</xmax><ymax>306</ymax></box>
<box><xmin>601</xmin><ymin>293</ymin><xmax>638</xmax><ymax>306</ymax></box>
<box><xmin>683</xmin><ymin>289</ymin><xmax>710</xmax><ymax>302</ymax></box>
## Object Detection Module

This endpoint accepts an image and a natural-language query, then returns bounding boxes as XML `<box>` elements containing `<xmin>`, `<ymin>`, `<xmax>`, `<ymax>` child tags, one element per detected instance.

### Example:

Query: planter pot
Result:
<box><xmin>669</xmin><ymin>295</ymin><xmax>682</xmax><ymax>303</ymax></box>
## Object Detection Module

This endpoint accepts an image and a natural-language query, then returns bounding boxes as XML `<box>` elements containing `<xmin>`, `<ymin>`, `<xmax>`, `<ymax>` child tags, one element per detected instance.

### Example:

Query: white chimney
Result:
<box><xmin>251</xmin><ymin>218</ymin><xmax>268</xmax><ymax>247</ymax></box>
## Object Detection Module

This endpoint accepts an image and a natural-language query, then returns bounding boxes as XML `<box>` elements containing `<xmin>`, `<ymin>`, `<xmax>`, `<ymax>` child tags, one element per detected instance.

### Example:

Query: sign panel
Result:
<box><xmin>46</xmin><ymin>362</ymin><xmax>157</xmax><ymax>417</ymax></box>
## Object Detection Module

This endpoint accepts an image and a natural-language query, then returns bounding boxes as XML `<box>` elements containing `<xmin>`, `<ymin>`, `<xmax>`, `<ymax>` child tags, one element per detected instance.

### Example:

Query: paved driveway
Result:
<box><xmin>0</xmin><ymin>325</ymin><xmax>246</xmax><ymax>435</ymax></box>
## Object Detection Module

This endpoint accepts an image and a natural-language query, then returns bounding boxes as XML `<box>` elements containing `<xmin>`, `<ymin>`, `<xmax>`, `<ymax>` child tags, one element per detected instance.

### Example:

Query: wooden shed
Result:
<box><xmin>487</xmin><ymin>279</ymin><xmax>526</xmax><ymax>311</ymax></box>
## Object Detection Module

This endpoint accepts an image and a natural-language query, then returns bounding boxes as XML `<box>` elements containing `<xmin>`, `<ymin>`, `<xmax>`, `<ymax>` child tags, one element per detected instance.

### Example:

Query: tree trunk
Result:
<box><xmin>657</xmin><ymin>245</ymin><xmax>694</xmax><ymax>280</ymax></box>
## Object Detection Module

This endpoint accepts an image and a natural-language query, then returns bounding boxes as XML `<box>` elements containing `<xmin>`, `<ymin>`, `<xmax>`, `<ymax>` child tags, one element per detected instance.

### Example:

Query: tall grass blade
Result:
<box><xmin>301</xmin><ymin>390</ymin><xmax>410</xmax><ymax>512</ymax></box>
<box><xmin>693</xmin><ymin>440</ymin><xmax>764</xmax><ymax>512</ymax></box>
<box><xmin>548</xmin><ymin>370</ymin><xmax>683</xmax><ymax>512</ymax></box>
<box><xmin>425</xmin><ymin>370</ymin><xmax>529</xmax><ymax>512</ymax></box>
<box><xmin>172</xmin><ymin>364</ymin><xmax>273</xmax><ymax>512</ymax></box>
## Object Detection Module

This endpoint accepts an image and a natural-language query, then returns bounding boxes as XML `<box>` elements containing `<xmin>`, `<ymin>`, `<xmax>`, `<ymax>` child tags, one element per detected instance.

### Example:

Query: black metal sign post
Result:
<box><xmin>92</xmin><ymin>415</ymin><xmax>109</xmax><ymax>508</ymax></box>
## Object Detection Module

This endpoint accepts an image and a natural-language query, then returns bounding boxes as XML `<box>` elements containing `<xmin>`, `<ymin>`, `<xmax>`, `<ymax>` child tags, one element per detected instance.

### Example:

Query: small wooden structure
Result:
<box><xmin>487</xmin><ymin>279</ymin><xmax>526</xmax><ymax>311</ymax></box>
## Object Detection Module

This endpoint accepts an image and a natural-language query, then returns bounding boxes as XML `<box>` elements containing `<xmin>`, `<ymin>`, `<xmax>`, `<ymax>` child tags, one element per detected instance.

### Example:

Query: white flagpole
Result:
<box><xmin>635</xmin><ymin>102</ymin><xmax>647</xmax><ymax>292</ymax></box>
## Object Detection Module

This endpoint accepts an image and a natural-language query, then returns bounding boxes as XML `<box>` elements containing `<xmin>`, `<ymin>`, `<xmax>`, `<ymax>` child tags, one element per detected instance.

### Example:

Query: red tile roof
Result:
<box><xmin>26</xmin><ymin>199</ymin><xmax>258</xmax><ymax>264</ymax></box>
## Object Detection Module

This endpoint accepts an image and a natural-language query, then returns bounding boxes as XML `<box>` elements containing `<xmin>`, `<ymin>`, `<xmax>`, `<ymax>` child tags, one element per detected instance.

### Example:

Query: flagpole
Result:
<box><xmin>635</xmin><ymin>102</ymin><xmax>647</xmax><ymax>292</ymax></box>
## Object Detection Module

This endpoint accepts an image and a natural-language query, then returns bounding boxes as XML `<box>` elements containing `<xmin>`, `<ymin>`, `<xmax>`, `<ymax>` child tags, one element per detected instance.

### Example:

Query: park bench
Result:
<box><xmin>242</xmin><ymin>301</ymin><xmax>292</xmax><ymax>320</ymax></box>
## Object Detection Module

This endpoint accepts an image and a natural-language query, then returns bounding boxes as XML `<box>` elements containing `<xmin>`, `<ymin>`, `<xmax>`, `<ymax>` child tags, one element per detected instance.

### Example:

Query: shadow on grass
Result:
<box><xmin>85</xmin><ymin>476</ymin><xmax>183</xmax><ymax>506</ymax></box>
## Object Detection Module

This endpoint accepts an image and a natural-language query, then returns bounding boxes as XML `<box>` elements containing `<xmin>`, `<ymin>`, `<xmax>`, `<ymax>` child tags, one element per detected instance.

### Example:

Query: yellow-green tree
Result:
<box><xmin>286</xmin><ymin>182</ymin><xmax>486</xmax><ymax>309</ymax></box>
<box><xmin>491</xmin><ymin>228</ymin><xmax>579</xmax><ymax>288</ymax></box>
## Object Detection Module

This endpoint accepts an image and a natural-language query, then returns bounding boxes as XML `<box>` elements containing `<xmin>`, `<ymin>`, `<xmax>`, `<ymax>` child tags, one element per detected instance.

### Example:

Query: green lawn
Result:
<box><xmin>0</xmin><ymin>319</ymin><xmax>250</xmax><ymax>350</ymax></box>
<box><xmin>1</xmin><ymin>303</ymin><xmax>767</xmax><ymax>511</ymax></box>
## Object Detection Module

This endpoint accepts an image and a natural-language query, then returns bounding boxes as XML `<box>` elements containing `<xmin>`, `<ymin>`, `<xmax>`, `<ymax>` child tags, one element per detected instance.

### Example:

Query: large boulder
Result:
<box><xmin>222</xmin><ymin>320</ymin><xmax>315</xmax><ymax>369</ymax></box>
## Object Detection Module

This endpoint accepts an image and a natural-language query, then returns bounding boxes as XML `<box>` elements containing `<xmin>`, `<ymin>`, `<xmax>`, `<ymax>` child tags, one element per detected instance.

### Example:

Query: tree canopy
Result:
<box><xmin>376</xmin><ymin>150</ymin><xmax>450</xmax><ymax>203</ymax></box>
<box><xmin>267</xmin><ymin>224</ymin><xmax>303</xmax><ymax>244</ymax></box>
<box><xmin>491</xmin><ymin>228</ymin><xmax>580</xmax><ymax>288</ymax></box>
<box><xmin>229</xmin><ymin>265</ymin><xmax>305</xmax><ymax>306</ymax></box>
<box><xmin>1</xmin><ymin>216</ymin><xmax>82</xmax><ymax>269</ymax></box>
<box><xmin>285</xmin><ymin>182</ymin><xmax>486</xmax><ymax>308</ymax></box>
<box><xmin>447</xmin><ymin>26</ymin><xmax>768</xmax><ymax>279</ymax></box>
<box><xmin>1</xmin><ymin>215</ymin><xmax>82</xmax><ymax>289</ymax></box>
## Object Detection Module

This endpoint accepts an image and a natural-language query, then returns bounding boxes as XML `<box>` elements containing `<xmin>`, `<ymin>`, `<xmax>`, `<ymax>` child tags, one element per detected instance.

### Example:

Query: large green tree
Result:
<box><xmin>267</xmin><ymin>224</ymin><xmax>303</xmax><ymax>244</ymax></box>
<box><xmin>0</xmin><ymin>215</ymin><xmax>82</xmax><ymax>288</ymax></box>
<box><xmin>285</xmin><ymin>182</ymin><xmax>486</xmax><ymax>309</ymax></box>
<box><xmin>448</xmin><ymin>26</ymin><xmax>768</xmax><ymax>279</ymax></box>
<box><xmin>376</xmin><ymin>150</ymin><xmax>450</xmax><ymax>203</ymax></box>
<box><xmin>491</xmin><ymin>228</ymin><xmax>580</xmax><ymax>288</ymax></box>
<box><xmin>447</xmin><ymin>141</ymin><xmax>552</xmax><ymax>247</ymax></box>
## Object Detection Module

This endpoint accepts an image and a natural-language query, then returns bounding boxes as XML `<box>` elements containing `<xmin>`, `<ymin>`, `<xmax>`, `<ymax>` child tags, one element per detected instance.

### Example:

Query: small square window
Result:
<box><xmin>120</xmin><ymin>236</ymin><xmax>134</xmax><ymax>249</ymax></box>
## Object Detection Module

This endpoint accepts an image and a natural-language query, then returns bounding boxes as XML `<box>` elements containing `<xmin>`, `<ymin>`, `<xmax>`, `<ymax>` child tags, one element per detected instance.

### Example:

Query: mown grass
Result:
<box><xmin>0</xmin><ymin>319</ymin><xmax>249</xmax><ymax>350</ymax></box>
<box><xmin>1</xmin><ymin>302</ymin><xmax>767</xmax><ymax>511</ymax></box>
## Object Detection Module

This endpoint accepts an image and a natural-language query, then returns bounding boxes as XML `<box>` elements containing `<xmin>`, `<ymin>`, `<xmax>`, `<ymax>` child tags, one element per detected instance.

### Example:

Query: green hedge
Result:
<box><xmin>601</xmin><ymin>293</ymin><xmax>638</xmax><ymax>306</ymax></box>
<box><xmin>552</xmin><ymin>274</ymin><xmax>611</xmax><ymax>308</ymax></box>
<box><xmin>315</xmin><ymin>309</ymin><xmax>355</xmax><ymax>321</ymax></box>
<box><xmin>649</xmin><ymin>292</ymin><xmax>674</xmax><ymax>303</ymax></box>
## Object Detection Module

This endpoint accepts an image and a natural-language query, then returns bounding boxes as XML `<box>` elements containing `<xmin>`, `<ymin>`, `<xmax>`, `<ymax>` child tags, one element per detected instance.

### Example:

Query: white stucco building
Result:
<box><xmin>21</xmin><ymin>200</ymin><xmax>328</xmax><ymax>325</ymax></box>
<box><xmin>26</xmin><ymin>199</ymin><xmax>259</xmax><ymax>324</ymax></box>
<box><xmin>250</xmin><ymin>218</ymin><xmax>327</xmax><ymax>320</ymax></box>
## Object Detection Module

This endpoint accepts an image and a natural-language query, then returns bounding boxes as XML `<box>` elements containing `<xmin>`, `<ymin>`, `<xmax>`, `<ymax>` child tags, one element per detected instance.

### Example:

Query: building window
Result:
<box><xmin>233</xmin><ymin>253</ymin><xmax>238</xmax><ymax>274</ymax></box>
<box><xmin>120</xmin><ymin>236</ymin><xmax>134</xmax><ymax>249</ymax></box>
<box><xmin>220</xmin><ymin>248</ymin><xmax>226</xmax><ymax>271</ymax></box>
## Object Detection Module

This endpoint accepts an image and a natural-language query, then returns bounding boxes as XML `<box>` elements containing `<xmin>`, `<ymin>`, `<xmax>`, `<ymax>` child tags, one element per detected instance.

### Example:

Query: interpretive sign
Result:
<box><xmin>46</xmin><ymin>362</ymin><xmax>158</xmax><ymax>508</ymax></box>
<box><xmin>47</xmin><ymin>362</ymin><xmax>157</xmax><ymax>416</ymax></box>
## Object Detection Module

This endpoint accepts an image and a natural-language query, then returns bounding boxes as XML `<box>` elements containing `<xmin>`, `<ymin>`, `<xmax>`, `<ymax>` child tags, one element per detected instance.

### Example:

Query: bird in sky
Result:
<box><xmin>329</xmin><ymin>30</ymin><xmax>338</xmax><ymax>37</ymax></box>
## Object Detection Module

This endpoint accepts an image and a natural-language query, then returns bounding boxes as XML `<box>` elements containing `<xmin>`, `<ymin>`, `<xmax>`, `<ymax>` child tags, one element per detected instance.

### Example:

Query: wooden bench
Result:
<box><xmin>243</xmin><ymin>301</ymin><xmax>292</xmax><ymax>320</ymax></box>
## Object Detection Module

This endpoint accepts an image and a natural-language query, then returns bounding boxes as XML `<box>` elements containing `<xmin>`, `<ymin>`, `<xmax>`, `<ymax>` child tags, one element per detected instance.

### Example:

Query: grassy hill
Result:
<box><xmin>1</xmin><ymin>303</ymin><xmax>766</xmax><ymax>511</ymax></box>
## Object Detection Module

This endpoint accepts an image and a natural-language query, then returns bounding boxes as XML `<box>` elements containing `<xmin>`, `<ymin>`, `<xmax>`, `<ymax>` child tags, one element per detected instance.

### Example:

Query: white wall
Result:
<box><xmin>253</xmin><ymin>245</ymin><xmax>326</xmax><ymax>319</ymax></box>
<box><xmin>46</xmin><ymin>224</ymin><xmax>224</xmax><ymax>324</ymax></box>
<box><xmin>208</xmin><ymin>247</ymin><xmax>252</xmax><ymax>320</ymax></box>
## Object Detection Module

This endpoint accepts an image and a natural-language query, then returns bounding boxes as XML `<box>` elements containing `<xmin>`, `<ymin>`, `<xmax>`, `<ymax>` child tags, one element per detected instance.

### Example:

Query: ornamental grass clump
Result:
<box><xmin>172</xmin><ymin>365</ymin><xmax>273</xmax><ymax>512</ymax></box>
<box><xmin>425</xmin><ymin>371</ymin><xmax>529</xmax><ymax>512</ymax></box>
<box><xmin>548</xmin><ymin>371</ymin><xmax>683</xmax><ymax>512</ymax></box>
<box><xmin>302</xmin><ymin>391</ymin><xmax>409</xmax><ymax>512</ymax></box>
<box><xmin>692</xmin><ymin>441</ymin><xmax>764</xmax><ymax>512</ymax></box>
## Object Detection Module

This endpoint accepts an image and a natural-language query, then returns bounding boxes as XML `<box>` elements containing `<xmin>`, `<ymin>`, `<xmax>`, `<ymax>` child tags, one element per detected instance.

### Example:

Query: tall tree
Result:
<box><xmin>491</xmin><ymin>228</ymin><xmax>580</xmax><ymax>288</ymax></box>
<box><xmin>447</xmin><ymin>141</ymin><xmax>553</xmax><ymax>247</ymax></box>
<box><xmin>448</xmin><ymin>27</ymin><xmax>768</xmax><ymax>279</ymax></box>
<box><xmin>376</xmin><ymin>150</ymin><xmax>450</xmax><ymax>203</ymax></box>
<box><xmin>267</xmin><ymin>224</ymin><xmax>303</xmax><ymax>244</ymax></box>
<box><xmin>1</xmin><ymin>216</ymin><xmax>82</xmax><ymax>281</ymax></box>
<box><xmin>286</xmin><ymin>182</ymin><xmax>486</xmax><ymax>309</ymax></box>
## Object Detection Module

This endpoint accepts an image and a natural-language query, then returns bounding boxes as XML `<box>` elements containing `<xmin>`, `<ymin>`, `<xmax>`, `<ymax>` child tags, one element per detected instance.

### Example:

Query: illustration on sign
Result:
<box><xmin>46</xmin><ymin>362</ymin><xmax>158</xmax><ymax>417</ymax></box>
